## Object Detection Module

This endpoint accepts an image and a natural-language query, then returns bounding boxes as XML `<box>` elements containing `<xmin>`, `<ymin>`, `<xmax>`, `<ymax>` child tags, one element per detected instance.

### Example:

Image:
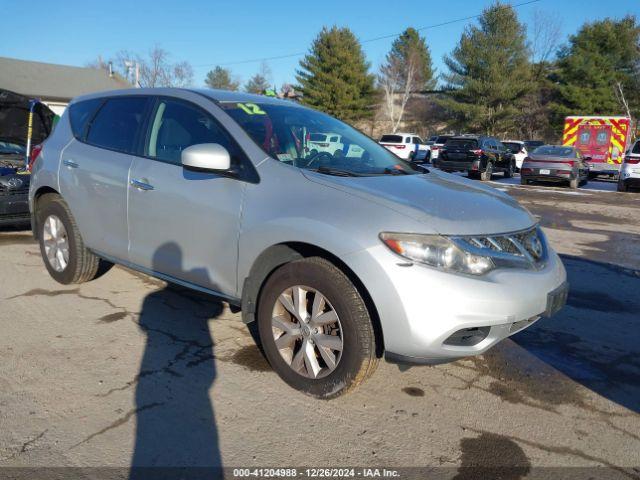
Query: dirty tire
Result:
<box><xmin>569</xmin><ymin>177</ymin><xmax>579</xmax><ymax>189</ymax></box>
<box><xmin>504</xmin><ymin>160</ymin><xmax>515</xmax><ymax>179</ymax></box>
<box><xmin>37</xmin><ymin>193</ymin><xmax>101</xmax><ymax>285</ymax></box>
<box><xmin>257</xmin><ymin>257</ymin><xmax>378</xmax><ymax>399</ymax></box>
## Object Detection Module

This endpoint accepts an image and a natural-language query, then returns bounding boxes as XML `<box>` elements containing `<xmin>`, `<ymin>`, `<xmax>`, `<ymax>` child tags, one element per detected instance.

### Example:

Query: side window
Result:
<box><xmin>596</xmin><ymin>130</ymin><xmax>608</xmax><ymax>145</ymax></box>
<box><xmin>69</xmin><ymin>98</ymin><xmax>103</xmax><ymax>140</ymax></box>
<box><xmin>86</xmin><ymin>97</ymin><xmax>149</xmax><ymax>154</ymax></box>
<box><xmin>413</xmin><ymin>137</ymin><xmax>422</xmax><ymax>144</ymax></box>
<box><xmin>147</xmin><ymin>98</ymin><xmax>241</xmax><ymax>166</ymax></box>
<box><xmin>578</xmin><ymin>131</ymin><xmax>590</xmax><ymax>144</ymax></box>
<box><xmin>330</xmin><ymin>136</ymin><xmax>339</xmax><ymax>143</ymax></box>
<box><xmin>633</xmin><ymin>141</ymin><xmax>640</xmax><ymax>154</ymax></box>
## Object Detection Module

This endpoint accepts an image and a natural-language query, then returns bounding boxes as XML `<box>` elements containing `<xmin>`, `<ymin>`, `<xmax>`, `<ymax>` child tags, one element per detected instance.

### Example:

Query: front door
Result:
<box><xmin>127</xmin><ymin>97</ymin><xmax>246</xmax><ymax>297</ymax></box>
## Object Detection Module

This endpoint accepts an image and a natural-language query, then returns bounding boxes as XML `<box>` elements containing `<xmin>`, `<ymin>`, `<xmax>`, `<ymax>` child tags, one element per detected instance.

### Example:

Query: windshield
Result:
<box><xmin>380</xmin><ymin>134</ymin><xmax>403</xmax><ymax>143</ymax></box>
<box><xmin>436</xmin><ymin>136</ymin><xmax>451</xmax><ymax>144</ymax></box>
<box><xmin>533</xmin><ymin>146</ymin><xmax>574</xmax><ymax>157</ymax></box>
<box><xmin>220</xmin><ymin>102</ymin><xmax>420</xmax><ymax>176</ymax></box>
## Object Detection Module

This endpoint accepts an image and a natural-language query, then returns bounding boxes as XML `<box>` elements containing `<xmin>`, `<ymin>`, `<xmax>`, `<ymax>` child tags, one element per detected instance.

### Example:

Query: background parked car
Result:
<box><xmin>1</xmin><ymin>89</ymin><xmax>54</xmax><ymax>227</ymax></box>
<box><xmin>308</xmin><ymin>132</ymin><xmax>344</xmax><ymax>156</ymax></box>
<box><xmin>435</xmin><ymin>135</ymin><xmax>516</xmax><ymax>181</ymax></box>
<box><xmin>379</xmin><ymin>133</ymin><xmax>429</xmax><ymax>161</ymax></box>
<box><xmin>427</xmin><ymin>135</ymin><xmax>453</xmax><ymax>161</ymax></box>
<box><xmin>502</xmin><ymin>140</ymin><xmax>528</xmax><ymax>170</ymax></box>
<box><xmin>520</xmin><ymin>145</ymin><xmax>589</xmax><ymax>189</ymax></box>
<box><xmin>618</xmin><ymin>139</ymin><xmax>640</xmax><ymax>192</ymax></box>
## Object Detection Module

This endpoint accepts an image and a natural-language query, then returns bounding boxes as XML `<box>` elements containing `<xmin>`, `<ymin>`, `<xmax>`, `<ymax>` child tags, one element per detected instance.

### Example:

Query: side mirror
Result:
<box><xmin>181</xmin><ymin>143</ymin><xmax>231</xmax><ymax>172</ymax></box>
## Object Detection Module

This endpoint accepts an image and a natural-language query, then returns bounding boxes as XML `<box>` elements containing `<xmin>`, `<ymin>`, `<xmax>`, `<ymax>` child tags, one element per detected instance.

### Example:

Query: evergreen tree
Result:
<box><xmin>553</xmin><ymin>16</ymin><xmax>640</xmax><ymax>121</ymax></box>
<box><xmin>296</xmin><ymin>26</ymin><xmax>376</xmax><ymax>121</ymax></box>
<box><xmin>204</xmin><ymin>66</ymin><xmax>240</xmax><ymax>91</ymax></box>
<box><xmin>441</xmin><ymin>2</ymin><xmax>533</xmax><ymax>136</ymax></box>
<box><xmin>386</xmin><ymin>28</ymin><xmax>436</xmax><ymax>91</ymax></box>
<box><xmin>244</xmin><ymin>73</ymin><xmax>271</xmax><ymax>94</ymax></box>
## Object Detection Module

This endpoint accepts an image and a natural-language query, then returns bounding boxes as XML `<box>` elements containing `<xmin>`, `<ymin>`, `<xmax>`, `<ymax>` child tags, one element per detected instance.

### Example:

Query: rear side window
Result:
<box><xmin>633</xmin><ymin>141</ymin><xmax>640</xmax><ymax>154</ymax></box>
<box><xmin>436</xmin><ymin>136</ymin><xmax>451</xmax><ymax>144</ymax></box>
<box><xmin>412</xmin><ymin>137</ymin><xmax>422</xmax><ymax>144</ymax></box>
<box><xmin>147</xmin><ymin>98</ymin><xmax>243</xmax><ymax>166</ymax></box>
<box><xmin>310</xmin><ymin>133</ymin><xmax>327</xmax><ymax>142</ymax></box>
<box><xmin>380</xmin><ymin>135</ymin><xmax>402</xmax><ymax>143</ymax></box>
<box><xmin>68</xmin><ymin>98</ymin><xmax>103</xmax><ymax>140</ymax></box>
<box><xmin>86</xmin><ymin>97</ymin><xmax>149</xmax><ymax>154</ymax></box>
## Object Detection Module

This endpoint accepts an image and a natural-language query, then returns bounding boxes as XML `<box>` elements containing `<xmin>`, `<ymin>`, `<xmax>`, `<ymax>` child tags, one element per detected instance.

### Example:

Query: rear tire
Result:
<box><xmin>36</xmin><ymin>194</ymin><xmax>104</xmax><ymax>285</ymax></box>
<box><xmin>257</xmin><ymin>257</ymin><xmax>378</xmax><ymax>399</ymax></box>
<box><xmin>504</xmin><ymin>160</ymin><xmax>515</xmax><ymax>179</ymax></box>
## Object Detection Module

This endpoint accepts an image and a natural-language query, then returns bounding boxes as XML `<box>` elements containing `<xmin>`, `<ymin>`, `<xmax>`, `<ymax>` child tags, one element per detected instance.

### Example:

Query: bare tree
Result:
<box><xmin>530</xmin><ymin>10</ymin><xmax>562</xmax><ymax>76</ymax></box>
<box><xmin>87</xmin><ymin>47</ymin><xmax>193</xmax><ymax>87</ymax></box>
<box><xmin>378</xmin><ymin>51</ymin><xmax>420</xmax><ymax>133</ymax></box>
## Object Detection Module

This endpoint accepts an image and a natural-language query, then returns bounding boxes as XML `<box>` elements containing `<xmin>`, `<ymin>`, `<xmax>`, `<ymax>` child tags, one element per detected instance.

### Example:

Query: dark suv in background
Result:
<box><xmin>434</xmin><ymin>135</ymin><xmax>515</xmax><ymax>181</ymax></box>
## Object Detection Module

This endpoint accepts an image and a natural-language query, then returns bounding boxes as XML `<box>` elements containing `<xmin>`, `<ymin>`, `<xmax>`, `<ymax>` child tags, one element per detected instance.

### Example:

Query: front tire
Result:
<box><xmin>37</xmin><ymin>194</ymin><xmax>103</xmax><ymax>285</ymax></box>
<box><xmin>617</xmin><ymin>179</ymin><xmax>628</xmax><ymax>192</ymax></box>
<box><xmin>257</xmin><ymin>257</ymin><xmax>378</xmax><ymax>399</ymax></box>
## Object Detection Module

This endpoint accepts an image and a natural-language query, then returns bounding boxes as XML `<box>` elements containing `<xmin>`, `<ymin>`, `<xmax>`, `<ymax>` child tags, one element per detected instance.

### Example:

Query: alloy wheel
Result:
<box><xmin>42</xmin><ymin>215</ymin><xmax>69</xmax><ymax>272</ymax></box>
<box><xmin>271</xmin><ymin>285</ymin><xmax>343</xmax><ymax>379</ymax></box>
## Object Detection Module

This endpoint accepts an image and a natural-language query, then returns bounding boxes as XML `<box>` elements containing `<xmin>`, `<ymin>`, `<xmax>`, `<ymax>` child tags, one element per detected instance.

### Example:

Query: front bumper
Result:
<box><xmin>342</xmin><ymin>243</ymin><xmax>567</xmax><ymax>364</ymax></box>
<box><xmin>0</xmin><ymin>190</ymin><xmax>30</xmax><ymax>225</ymax></box>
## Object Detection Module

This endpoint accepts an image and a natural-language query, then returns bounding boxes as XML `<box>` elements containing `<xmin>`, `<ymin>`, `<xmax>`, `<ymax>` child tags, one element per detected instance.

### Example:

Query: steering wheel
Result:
<box><xmin>304</xmin><ymin>151</ymin><xmax>334</xmax><ymax>168</ymax></box>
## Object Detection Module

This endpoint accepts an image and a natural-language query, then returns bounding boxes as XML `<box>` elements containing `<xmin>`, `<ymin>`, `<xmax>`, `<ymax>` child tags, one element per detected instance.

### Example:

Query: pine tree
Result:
<box><xmin>441</xmin><ymin>2</ymin><xmax>533</xmax><ymax>136</ymax></box>
<box><xmin>296</xmin><ymin>26</ymin><xmax>376</xmax><ymax>121</ymax></box>
<box><xmin>244</xmin><ymin>73</ymin><xmax>271</xmax><ymax>94</ymax></box>
<box><xmin>204</xmin><ymin>66</ymin><xmax>240</xmax><ymax>91</ymax></box>
<box><xmin>553</xmin><ymin>16</ymin><xmax>640</xmax><ymax>121</ymax></box>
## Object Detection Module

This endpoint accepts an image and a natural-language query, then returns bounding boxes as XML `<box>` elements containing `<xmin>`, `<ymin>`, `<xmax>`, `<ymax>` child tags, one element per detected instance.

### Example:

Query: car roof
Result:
<box><xmin>71</xmin><ymin>87</ymin><xmax>304</xmax><ymax>108</ymax></box>
<box><xmin>503</xmin><ymin>140</ymin><xmax>524</xmax><ymax>144</ymax></box>
<box><xmin>383</xmin><ymin>132</ymin><xmax>418</xmax><ymax>136</ymax></box>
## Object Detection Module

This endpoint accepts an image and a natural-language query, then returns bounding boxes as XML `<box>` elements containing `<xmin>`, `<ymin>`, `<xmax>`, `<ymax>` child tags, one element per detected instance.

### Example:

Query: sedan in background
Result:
<box><xmin>520</xmin><ymin>145</ymin><xmax>589</xmax><ymax>189</ymax></box>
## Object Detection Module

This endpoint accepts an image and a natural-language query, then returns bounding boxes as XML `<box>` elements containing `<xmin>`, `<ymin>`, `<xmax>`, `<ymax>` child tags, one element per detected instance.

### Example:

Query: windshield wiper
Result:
<box><xmin>313</xmin><ymin>166</ymin><xmax>363</xmax><ymax>177</ymax></box>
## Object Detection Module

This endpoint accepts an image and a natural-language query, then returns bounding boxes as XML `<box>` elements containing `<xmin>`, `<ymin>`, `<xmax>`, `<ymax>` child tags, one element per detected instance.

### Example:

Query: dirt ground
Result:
<box><xmin>0</xmin><ymin>176</ymin><xmax>638</xmax><ymax>479</ymax></box>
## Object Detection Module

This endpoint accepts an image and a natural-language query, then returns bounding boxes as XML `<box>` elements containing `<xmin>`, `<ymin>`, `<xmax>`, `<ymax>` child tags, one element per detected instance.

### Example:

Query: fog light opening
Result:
<box><xmin>444</xmin><ymin>326</ymin><xmax>490</xmax><ymax>347</ymax></box>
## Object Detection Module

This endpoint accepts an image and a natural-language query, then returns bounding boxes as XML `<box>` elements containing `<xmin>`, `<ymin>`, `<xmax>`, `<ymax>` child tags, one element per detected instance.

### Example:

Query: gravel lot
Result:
<box><xmin>1</xmin><ymin>176</ymin><xmax>639</xmax><ymax>479</ymax></box>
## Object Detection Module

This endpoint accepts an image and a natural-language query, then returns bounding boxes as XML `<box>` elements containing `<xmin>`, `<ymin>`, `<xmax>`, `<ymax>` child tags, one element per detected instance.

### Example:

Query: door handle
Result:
<box><xmin>63</xmin><ymin>159</ymin><xmax>79</xmax><ymax>168</ymax></box>
<box><xmin>130</xmin><ymin>178</ymin><xmax>154</xmax><ymax>191</ymax></box>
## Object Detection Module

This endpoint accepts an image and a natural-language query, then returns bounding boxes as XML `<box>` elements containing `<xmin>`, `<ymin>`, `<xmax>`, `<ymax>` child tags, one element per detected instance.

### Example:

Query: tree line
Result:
<box><xmin>92</xmin><ymin>2</ymin><xmax>640</xmax><ymax>142</ymax></box>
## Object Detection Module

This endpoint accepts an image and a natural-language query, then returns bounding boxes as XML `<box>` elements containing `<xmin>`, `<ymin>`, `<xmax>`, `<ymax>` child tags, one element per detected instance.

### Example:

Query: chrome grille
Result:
<box><xmin>455</xmin><ymin>226</ymin><xmax>547</xmax><ymax>270</ymax></box>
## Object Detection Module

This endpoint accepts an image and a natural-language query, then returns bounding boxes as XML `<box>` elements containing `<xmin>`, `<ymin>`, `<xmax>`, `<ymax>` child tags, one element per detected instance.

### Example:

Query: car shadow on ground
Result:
<box><xmin>129</xmin><ymin>242</ymin><xmax>224</xmax><ymax>480</ymax></box>
<box><xmin>512</xmin><ymin>254</ymin><xmax>640</xmax><ymax>414</ymax></box>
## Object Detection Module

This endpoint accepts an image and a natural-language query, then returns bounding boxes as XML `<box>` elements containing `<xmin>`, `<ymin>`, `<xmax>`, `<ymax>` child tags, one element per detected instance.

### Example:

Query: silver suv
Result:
<box><xmin>29</xmin><ymin>89</ymin><xmax>568</xmax><ymax>398</ymax></box>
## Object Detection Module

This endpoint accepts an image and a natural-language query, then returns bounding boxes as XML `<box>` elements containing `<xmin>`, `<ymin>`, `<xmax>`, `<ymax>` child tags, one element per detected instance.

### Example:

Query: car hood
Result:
<box><xmin>0</xmin><ymin>89</ymin><xmax>55</xmax><ymax>147</ymax></box>
<box><xmin>302</xmin><ymin>169</ymin><xmax>536</xmax><ymax>235</ymax></box>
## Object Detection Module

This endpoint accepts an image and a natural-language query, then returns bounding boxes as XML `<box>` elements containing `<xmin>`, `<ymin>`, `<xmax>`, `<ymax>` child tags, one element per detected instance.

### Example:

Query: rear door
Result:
<box><xmin>127</xmin><ymin>96</ymin><xmax>246</xmax><ymax>297</ymax></box>
<box><xmin>59</xmin><ymin>96</ymin><xmax>151</xmax><ymax>259</ymax></box>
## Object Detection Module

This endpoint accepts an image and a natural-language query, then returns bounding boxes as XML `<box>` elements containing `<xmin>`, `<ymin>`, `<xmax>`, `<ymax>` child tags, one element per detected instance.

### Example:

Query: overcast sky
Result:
<box><xmin>2</xmin><ymin>0</ymin><xmax>638</xmax><ymax>88</ymax></box>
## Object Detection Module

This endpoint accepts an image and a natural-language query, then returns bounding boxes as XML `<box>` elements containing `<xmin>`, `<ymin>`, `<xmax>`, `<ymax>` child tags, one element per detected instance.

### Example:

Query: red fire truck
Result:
<box><xmin>562</xmin><ymin>116</ymin><xmax>631</xmax><ymax>178</ymax></box>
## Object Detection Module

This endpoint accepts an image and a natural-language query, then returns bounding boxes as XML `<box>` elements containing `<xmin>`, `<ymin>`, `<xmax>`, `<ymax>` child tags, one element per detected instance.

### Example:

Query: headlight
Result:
<box><xmin>379</xmin><ymin>233</ymin><xmax>495</xmax><ymax>275</ymax></box>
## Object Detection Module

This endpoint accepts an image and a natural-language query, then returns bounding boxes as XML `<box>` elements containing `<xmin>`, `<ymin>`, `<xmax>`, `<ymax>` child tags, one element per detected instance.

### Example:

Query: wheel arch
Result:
<box><xmin>31</xmin><ymin>186</ymin><xmax>61</xmax><ymax>239</ymax></box>
<box><xmin>241</xmin><ymin>241</ymin><xmax>385</xmax><ymax>357</ymax></box>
